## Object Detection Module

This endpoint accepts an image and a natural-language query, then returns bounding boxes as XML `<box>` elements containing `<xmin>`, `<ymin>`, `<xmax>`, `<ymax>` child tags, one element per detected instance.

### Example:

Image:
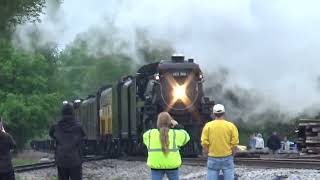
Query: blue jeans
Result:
<box><xmin>151</xmin><ymin>169</ymin><xmax>179</xmax><ymax>180</ymax></box>
<box><xmin>207</xmin><ymin>156</ymin><xmax>234</xmax><ymax>180</ymax></box>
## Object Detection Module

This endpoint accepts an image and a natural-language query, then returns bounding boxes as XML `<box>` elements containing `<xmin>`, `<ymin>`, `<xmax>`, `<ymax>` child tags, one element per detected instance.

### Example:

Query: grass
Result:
<box><xmin>16</xmin><ymin>175</ymin><xmax>58</xmax><ymax>180</ymax></box>
<box><xmin>112</xmin><ymin>178</ymin><xmax>123</xmax><ymax>180</ymax></box>
<box><xmin>12</xmin><ymin>158</ymin><xmax>38</xmax><ymax>166</ymax></box>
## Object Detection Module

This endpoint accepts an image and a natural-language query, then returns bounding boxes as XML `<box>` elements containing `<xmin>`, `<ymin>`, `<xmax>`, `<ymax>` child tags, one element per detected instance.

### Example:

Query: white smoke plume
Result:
<box><xmin>14</xmin><ymin>0</ymin><xmax>320</xmax><ymax>120</ymax></box>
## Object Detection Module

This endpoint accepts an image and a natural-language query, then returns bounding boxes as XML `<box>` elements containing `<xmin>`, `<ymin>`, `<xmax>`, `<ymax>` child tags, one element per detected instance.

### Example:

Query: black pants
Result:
<box><xmin>57</xmin><ymin>165</ymin><xmax>82</xmax><ymax>180</ymax></box>
<box><xmin>0</xmin><ymin>170</ymin><xmax>15</xmax><ymax>180</ymax></box>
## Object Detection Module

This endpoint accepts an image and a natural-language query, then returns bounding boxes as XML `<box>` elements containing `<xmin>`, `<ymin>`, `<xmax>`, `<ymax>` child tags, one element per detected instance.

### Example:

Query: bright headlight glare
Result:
<box><xmin>173</xmin><ymin>86</ymin><xmax>186</xmax><ymax>100</ymax></box>
<box><xmin>155</xmin><ymin>74</ymin><xmax>160</xmax><ymax>80</ymax></box>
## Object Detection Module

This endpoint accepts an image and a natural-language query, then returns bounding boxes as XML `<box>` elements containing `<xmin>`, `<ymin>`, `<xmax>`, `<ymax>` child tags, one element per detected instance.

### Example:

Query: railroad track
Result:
<box><xmin>183</xmin><ymin>157</ymin><xmax>320</xmax><ymax>169</ymax></box>
<box><xmin>235</xmin><ymin>158</ymin><xmax>320</xmax><ymax>169</ymax></box>
<box><xmin>15</xmin><ymin>161</ymin><xmax>56</xmax><ymax>173</ymax></box>
<box><xmin>15</xmin><ymin>156</ymin><xmax>320</xmax><ymax>172</ymax></box>
<box><xmin>14</xmin><ymin>155</ymin><xmax>109</xmax><ymax>173</ymax></box>
<box><xmin>124</xmin><ymin>156</ymin><xmax>320</xmax><ymax>169</ymax></box>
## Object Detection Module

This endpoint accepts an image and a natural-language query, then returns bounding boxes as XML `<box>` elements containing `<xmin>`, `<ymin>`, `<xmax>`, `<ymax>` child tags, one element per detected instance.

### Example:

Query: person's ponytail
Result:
<box><xmin>157</xmin><ymin>112</ymin><xmax>173</xmax><ymax>155</ymax></box>
<box><xmin>160</xmin><ymin>127</ymin><xmax>170</xmax><ymax>154</ymax></box>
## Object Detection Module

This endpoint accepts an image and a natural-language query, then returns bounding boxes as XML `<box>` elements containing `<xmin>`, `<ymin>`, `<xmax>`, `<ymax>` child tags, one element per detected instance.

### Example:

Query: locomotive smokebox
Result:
<box><xmin>172</xmin><ymin>54</ymin><xmax>184</xmax><ymax>63</ymax></box>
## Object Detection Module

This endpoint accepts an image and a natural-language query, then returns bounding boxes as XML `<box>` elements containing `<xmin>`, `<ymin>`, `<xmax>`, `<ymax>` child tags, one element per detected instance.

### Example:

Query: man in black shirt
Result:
<box><xmin>267</xmin><ymin>131</ymin><xmax>281</xmax><ymax>154</ymax></box>
<box><xmin>49</xmin><ymin>103</ymin><xmax>86</xmax><ymax>180</ymax></box>
<box><xmin>0</xmin><ymin>119</ymin><xmax>16</xmax><ymax>180</ymax></box>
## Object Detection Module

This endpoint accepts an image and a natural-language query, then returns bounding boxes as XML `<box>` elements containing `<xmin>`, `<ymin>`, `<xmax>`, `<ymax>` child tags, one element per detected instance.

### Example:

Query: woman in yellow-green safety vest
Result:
<box><xmin>143</xmin><ymin>112</ymin><xmax>190</xmax><ymax>180</ymax></box>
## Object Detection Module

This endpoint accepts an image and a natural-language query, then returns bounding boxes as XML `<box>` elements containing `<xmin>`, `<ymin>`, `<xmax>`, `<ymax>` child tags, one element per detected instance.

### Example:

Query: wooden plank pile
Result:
<box><xmin>297</xmin><ymin>119</ymin><xmax>320</xmax><ymax>154</ymax></box>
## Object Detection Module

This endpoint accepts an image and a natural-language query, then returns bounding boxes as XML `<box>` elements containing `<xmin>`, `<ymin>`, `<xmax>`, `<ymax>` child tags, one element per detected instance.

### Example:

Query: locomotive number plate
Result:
<box><xmin>172</xmin><ymin>72</ymin><xmax>187</xmax><ymax>77</ymax></box>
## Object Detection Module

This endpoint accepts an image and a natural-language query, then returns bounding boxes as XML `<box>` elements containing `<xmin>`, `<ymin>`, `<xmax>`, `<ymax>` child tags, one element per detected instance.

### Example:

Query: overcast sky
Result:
<box><xmin>15</xmin><ymin>0</ymin><xmax>320</xmax><ymax>114</ymax></box>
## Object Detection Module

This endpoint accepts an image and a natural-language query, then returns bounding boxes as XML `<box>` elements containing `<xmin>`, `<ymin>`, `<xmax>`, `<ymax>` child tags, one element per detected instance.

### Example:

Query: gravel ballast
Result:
<box><xmin>17</xmin><ymin>159</ymin><xmax>320</xmax><ymax>180</ymax></box>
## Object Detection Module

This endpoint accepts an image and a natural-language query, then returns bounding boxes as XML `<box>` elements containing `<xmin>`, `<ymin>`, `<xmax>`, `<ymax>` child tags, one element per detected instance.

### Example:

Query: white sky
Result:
<box><xmin>15</xmin><ymin>0</ymin><xmax>320</xmax><ymax>114</ymax></box>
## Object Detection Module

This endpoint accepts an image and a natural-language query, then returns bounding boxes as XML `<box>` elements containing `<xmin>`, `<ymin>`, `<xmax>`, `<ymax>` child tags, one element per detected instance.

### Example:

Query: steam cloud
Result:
<box><xmin>14</xmin><ymin>0</ymin><xmax>320</xmax><ymax>122</ymax></box>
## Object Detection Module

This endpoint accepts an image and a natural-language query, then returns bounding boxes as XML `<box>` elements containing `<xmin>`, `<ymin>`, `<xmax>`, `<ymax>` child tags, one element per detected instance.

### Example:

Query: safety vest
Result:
<box><xmin>143</xmin><ymin>128</ymin><xmax>190</xmax><ymax>169</ymax></box>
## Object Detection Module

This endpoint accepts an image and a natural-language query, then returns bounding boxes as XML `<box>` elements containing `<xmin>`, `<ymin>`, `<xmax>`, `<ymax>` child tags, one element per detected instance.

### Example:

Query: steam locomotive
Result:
<box><xmin>33</xmin><ymin>54</ymin><xmax>214</xmax><ymax>156</ymax></box>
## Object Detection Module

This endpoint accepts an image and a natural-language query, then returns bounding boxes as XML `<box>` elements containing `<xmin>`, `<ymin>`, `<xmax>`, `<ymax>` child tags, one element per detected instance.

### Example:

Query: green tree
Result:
<box><xmin>0</xmin><ymin>0</ymin><xmax>47</xmax><ymax>37</ymax></box>
<box><xmin>0</xmin><ymin>40</ymin><xmax>61</xmax><ymax>149</ymax></box>
<box><xmin>57</xmin><ymin>39</ymin><xmax>134</xmax><ymax>99</ymax></box>
<box><xmin>56</xmin><ymin>27</ymin><xmax>176</xmax><ymax>99</ymax></box>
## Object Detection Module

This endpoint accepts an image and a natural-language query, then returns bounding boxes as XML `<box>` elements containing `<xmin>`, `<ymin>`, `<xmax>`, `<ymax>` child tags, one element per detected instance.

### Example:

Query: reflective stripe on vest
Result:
<box><xmin>148</xmin><ymin>129</ymin><xmax>178</xmax><ymax>152</ymax></box>
<box><xmin>182</xmin><ymin>130</ymin><xmax>188</xmax><ymax>145</ymax></box>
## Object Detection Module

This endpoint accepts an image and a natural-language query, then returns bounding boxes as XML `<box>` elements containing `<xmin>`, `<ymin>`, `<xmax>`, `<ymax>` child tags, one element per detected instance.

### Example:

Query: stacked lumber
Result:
<box><xmin>297</xmin><ymin>119</ymin><xmax>320</xmax><ymax>154</ymax></box>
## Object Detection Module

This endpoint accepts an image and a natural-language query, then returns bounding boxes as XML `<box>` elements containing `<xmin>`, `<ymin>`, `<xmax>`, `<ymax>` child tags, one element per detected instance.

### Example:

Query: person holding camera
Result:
<box><xmin>49</xmin><ymin>103</ymin><xmax>86</xmax><ymax>180</ymax></box>
<box><xmin>0</xmin><ymin>119</ymin><xmax>16</xmax><ymax>180</ymax></box>
<box><xmin>143</xmin><ymin>112</ymin><xmax>190</xmax><ymax>180</ymax></box>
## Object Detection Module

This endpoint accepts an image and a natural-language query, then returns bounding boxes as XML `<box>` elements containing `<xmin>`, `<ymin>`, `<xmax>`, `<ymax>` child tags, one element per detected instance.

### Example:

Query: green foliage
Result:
<box><xmin>0</xmin><ymin>0</ymin><xmax>47</xmax><ymax>37</ymax></box>
<box><xmin>56</xmin><ymin>28</ymin><xmax>176</xmax><ymax>99</ymax></box>
<box><xmin>0</xmin><ymin>40</ymin><xmax>62</xmax><ymax>149</ymax></box>
<box><xmin>57</xmin><ymin>39</ymin><xmax>134</xmax><ymax>99</ymax></box>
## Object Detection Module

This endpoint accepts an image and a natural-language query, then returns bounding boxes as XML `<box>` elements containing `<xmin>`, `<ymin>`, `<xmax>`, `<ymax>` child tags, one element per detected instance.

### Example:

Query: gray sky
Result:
<box><xmin>15</xmin><ymin>0</ymin><xmax>320</xmax><ymax>114</ymax></box>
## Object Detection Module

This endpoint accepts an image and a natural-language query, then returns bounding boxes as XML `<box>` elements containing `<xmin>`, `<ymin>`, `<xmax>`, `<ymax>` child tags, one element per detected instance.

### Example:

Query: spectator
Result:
<box><xmin>249</xmin><ymin>133</ymin><xmax>256</xmax><ymax>150</ymax></box>
<box><xmin>267</xmin><ymin>132</ymin><xmax>281</xmax><ymax>154</ymax></box>
<box><xmin>49</xmin><ymin>103</ymin><xmax>86</xmax><ymax>180</ymax></box>
<box><xmin>143</xmin><ymin>112</ymin><xmax>190</xmax><ymax>180</ymax></box>
<box><xmin>282</xmin><ymin>137</ymin><xmax>291</xmax><ymax>152</ymax></box>
<box><xmin>255</xmin><ymin>133</ymin><xmax>264</xmax><ymax>150</ymax></box>
<box><xmin>0</xmin><ymin>118</ymin><xmax>16</xmax><ymax>180</ymax></box>
<box><xmin>201</xmin><ymin>104</ymin><xmax>239</xmax><ymax>180</ymax></box>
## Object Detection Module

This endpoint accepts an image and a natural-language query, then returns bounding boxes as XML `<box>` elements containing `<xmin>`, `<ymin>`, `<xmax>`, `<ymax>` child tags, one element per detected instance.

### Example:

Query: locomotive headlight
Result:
<box><xmin>155</xmin><ymin>74</ymin><xmax>160</xmax><ymax>81</ymax></box>
<box><xmin>199</xmin><ymin>74</ymin><xmax>203</xmax><ymax>80</ymax></box>
<box><xmin>173</xmin><ymin>85</ymin><xmax>186</xmax><ymax>100</ymax></box>
<box><xmin>74</xmin><ymin>99</ymin><xmax>81</xmax><ymax>103</ymax></box>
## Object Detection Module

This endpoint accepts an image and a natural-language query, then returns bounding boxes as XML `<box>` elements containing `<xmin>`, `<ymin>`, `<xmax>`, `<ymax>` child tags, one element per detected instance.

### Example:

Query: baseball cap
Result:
<box><xmin>213</xmin><ymin>104</ymin><xmax>225</xmax><ymax>113</ymax></box>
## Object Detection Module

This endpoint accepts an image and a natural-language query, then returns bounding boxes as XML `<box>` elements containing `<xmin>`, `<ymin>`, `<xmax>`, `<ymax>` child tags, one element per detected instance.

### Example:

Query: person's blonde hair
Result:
<box><xmin>157</xmin><ymin>112</ymin><xmax>172</xmax><ymax>154</ymax></box>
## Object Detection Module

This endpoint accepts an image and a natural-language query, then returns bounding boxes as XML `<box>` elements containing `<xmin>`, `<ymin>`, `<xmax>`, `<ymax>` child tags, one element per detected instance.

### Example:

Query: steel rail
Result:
<box><xmin>15</xmin><ymin>162</ymin><xmax>56</xmax><ymax>173</ymax></box>
<box><xmin>124</xmin><ymin>156</ymin><xmax>320</xmax><ymax>169</ymax></box>
<box><xmin>182</xmin><ymin>157</ymin><xmax>320</xmax><ymax>169</ymax></box>
<box><xmin>14</xmin><ymin>156</ymin><xmax>109</xmax><ymax>173</ymax></box>
<box><xmin>234</xmin><ymin>158</ymin><xmax>320</xmax><ymax>169</ymax></box>
<box><xmin>16</xmin><ymin>156</ymin><xmax>320</xmax><ymax>173</ymax></box>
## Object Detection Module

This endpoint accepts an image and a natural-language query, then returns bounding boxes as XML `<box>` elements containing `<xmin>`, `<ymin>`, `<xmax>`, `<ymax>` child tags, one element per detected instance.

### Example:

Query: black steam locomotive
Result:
<box><xmin>32</xmin><ymin>55</ymin><xmax>214</xmax><ymax>156</ymax></box>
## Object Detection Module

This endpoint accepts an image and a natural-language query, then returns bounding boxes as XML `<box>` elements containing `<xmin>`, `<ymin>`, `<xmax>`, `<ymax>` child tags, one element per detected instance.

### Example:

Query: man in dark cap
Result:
<box><xmin>0</xmin><ymin>118</ymin><xmax>16</xmax><ymax>180</ymax></box>
<box><xmin>49</xmin><ymin>103</ymin><xmax>86</xmax><ymax>180</ymax></box>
